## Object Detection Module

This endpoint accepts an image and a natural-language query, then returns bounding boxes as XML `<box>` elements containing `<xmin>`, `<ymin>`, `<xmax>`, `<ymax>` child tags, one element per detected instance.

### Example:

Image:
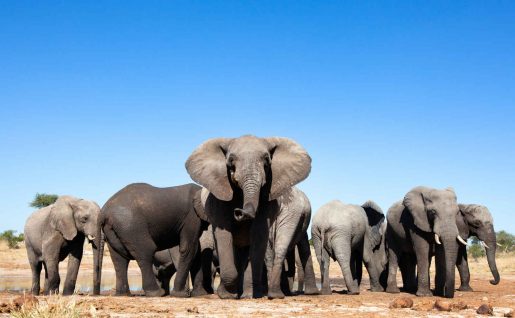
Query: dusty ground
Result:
<box><xmin>0</xmin><ymin>241</ymin><xmax>514</xmax><ymax>317</ymax></box>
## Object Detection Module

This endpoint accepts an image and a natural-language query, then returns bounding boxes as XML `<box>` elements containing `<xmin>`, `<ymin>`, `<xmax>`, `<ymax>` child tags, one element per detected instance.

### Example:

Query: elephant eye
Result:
<box><xmin>80</xmin><ymin>216</ymin><xmax>88</xmax><ymax>223</ymax></box>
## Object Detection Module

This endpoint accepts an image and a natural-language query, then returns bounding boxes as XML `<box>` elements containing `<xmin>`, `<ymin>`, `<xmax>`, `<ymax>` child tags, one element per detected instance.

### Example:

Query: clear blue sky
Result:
<box><xmin>1</xmin><ymin>1</ymin><xmax>514</xmax><ymax>234</ymax></box>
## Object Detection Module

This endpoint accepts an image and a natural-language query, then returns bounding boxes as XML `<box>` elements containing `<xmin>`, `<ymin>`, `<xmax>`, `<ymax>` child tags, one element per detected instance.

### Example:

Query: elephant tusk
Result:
<box><xmin>434</xmin><ymin>234</ymin><xmax>442</xmax><ymax>245</ymax></box>
<box><xmin>480</xmin><ymin>241</ymin><xmax>490</xmax><ymax>249</ymax></box>
<box><xmin>87</xmin><ymin>235</ymin><xmax>96</xmax><ymax>241</ymax></box>
<box><xmin>457</xmin><ymin>235</ymin><xmax>467</xmax><ymax>246</ymax></box>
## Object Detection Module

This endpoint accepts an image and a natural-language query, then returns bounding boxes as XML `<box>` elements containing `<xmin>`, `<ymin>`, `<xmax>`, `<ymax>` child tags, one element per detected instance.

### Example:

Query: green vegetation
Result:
<box><xmin>467</xmin><ymin>231</ymin><xmax>515</xmax><ymax>260</ymax></box>
<box><xmin>0</xmin><ymin>230</ymin><xmax>25</xmax><ymax>249</ymax></box>
<box><xmin>29</xmin><ymin>193</ymin><xmax>58</xmax><ymax>209</ymax></box>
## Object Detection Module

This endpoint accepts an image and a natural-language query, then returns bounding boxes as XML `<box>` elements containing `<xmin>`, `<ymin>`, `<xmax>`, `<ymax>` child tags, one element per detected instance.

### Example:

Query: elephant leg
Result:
<box><xmin>198</xmin><ymin>247</ymin><xmax>215</xmax><ymax>295</ymax></box>
<box><xmin>412</xmin><ymin>234</ymin><xmax>432</xmax><ymax>297</ymax></box>
<box><xmin>456</xmin><ymin>245</ymin><xmax>473</xmax><ymax>291</ymax></box>
<box><xmin>124</xmin><ymin>236</ymin><xmax>162</xmax><ymax>297</ymax></box>
<box><xmin>108</xmin><ymin>245</ymin><xmax>131</xmax><ymax>296</ymax></box>
<box><xmin>171</xmin><ymin>218</ymin><xmax>201</xmax><ymax>298</ymax></box>
<box><xmin>43</xmin><ymin>262</ymin><xmax>49</xmax><ymax>293</ymax></box>
<box><xmin>239</xmin><ymin>247</ymin><xmax>254</xmax><ymax>298</ymax></box>
<box><xmin>63</xmin><ymin>240</ymin><xmax>84</xmax><ymax>295</ymax></box>
<box><xmin>249</xmin><ymin>216</ymin><xmax>268</xmax><ymax>299</ymax></box>
<box><xmin>434</xmin><ymin>245</ymin><xmax>445</xmax><ymax>296</ymax></box>
<box><xmin>312</xmin><ymin>234</ymin><xmax>331</xmax><ymax>295</ymax></box>
<box><xmin>400</xmin><ymin>255</ymin><xmax>417</xmax><ymax>293</ymax></box>
<box><xmin>190</xmin><ymin>246</ymin><xmax>210</xmax><ymax>297</ymax></box>
<box><xmin>354</xmin><ymin>250</ymin><xmax>363</xmax><ymax>287</ymax></box>
<box><xmin>297</xmin><ymin>233</ymin><xmax>318</xmax><ymax>295</ymax></box>
<box><xmin>295</xmin><ymin>247</ymin><xmax>305</xmax><ymax>293</ymax></box>
<box><xmin>43</xmin><ymin>259</ymin><xmax>61</xmax><ymax>295</ymax></box>
<box><xmin>386</xmin><ymin>244</ymin><xmax>401</xmax><ymax>293</ymax></box>
<box><xmin>333</xmin><ymin>239</ymin><xmax>359</xmax><ymax>295</ymax></box>
<box><xmin>281</xmin><ymin>252</ymin><xmax>294</xmax><ymax>296</ymax></box>
<box><xmin>214</xmin><ymin>227</ymin><xmax>239</xmax><ymax>299</ymax></box>
<box><xmin>27</xmin><ymin>248</ymin><xmax>42</xmax><ymax>295</ymax></box>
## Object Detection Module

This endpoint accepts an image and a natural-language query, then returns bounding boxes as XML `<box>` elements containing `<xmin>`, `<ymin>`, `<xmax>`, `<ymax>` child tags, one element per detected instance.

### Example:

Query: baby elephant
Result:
<box><xmin>24</xmin><ymin>196</ymin><xmax>101</xmax><ymax>295</ymax></box>
<box><xmin>312</xmin><ymin>200</ymin><xmax>387</xmax><ymax>295</ymax></box>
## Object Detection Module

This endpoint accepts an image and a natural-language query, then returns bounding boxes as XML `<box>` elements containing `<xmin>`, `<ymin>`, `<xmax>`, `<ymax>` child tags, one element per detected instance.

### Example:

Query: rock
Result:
<box><xmin>412</xmin><ymin>300</ymin><xmax>435</xmax><ymax>311</ymax></box>
<box><xmin>450</xmin><ymin>301</ymin><xmax>468</xmax><ymax>311</ymax></box>
<box><xmin>434</xmin><ymin>299</ymin><xmax>451</xmax><ymax>312</ymax></box>
<box><xmin>389</xmin><ymin>297</ymin><xmax>413</xmax><ymax>309</ymax></box>
<box><xmin>477</xmin><ymin>304</ymin><xmax>494</xmax><ymax>316</ymax></box>
<box><xmin>12</xmin><ymin>294</ymin><xmax>38</xmax><ymax>310</ymax></box>
<box><xmin>505</xmin><ymin>309</ymin><xmax>514</xmax><ymax>318</ymax></box>
<box><xmin>187</xmin><ymin>306</ymin><xmax>199</xmax><ymax>314</ymax></box>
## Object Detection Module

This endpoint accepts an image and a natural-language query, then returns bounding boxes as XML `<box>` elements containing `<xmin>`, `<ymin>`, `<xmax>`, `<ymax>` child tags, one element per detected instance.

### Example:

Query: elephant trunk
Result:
<box><xmin>234</xmin><ymin>175</ymin><xmax>261</xmax><ymax>221</ymax></box>
<box><xmin>484</xmin><ymin>226</ymin><xmax>500</xmax><ymax>285</ymax></box>
<box><xmin>443</xmin><ymin>237</ymin><xmax>458</xmax><ymax>298</ymax></box>
<box><xmin>93</xmin><ymin>226</ymin><xmax>104</xmax><ymax>295</ymax></box>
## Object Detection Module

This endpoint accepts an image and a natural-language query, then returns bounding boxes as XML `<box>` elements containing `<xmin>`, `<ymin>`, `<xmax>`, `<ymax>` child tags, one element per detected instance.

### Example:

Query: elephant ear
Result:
<box><xmin>403</xmin><ymin>189</ymin><xmax>432</xmax><ymax>232</ymax></box>
<box><xmin>50</xmin><ymin>195</ymin><xmax>78</xmax><ymax>241</ymax></box>
<box><xmin>362</xmin><ymin>200</ymin><xmax>385</xmax><ymax>247</ymax></box>
<box><xmin>459</xmin><ymin>203</ymin><xmax>493</xmax><ymax>225</ymax></box>
<box><xmin>185</xmin><ymin>138</ymin><xmax>233</xmax><ymax>201</ymax></box>
<box><xmin>265</xmin><ymin>137</ymin><xmax>311</xmax><ymax>200</ymax></box>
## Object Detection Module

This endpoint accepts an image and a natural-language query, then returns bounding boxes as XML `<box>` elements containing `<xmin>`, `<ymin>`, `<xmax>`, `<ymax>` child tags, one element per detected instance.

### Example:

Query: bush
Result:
<box><xmin>29</xmin><ymin>193</ymin><xmax>58</xmax><ymax>209</ymax></box>
<box><xmin>496</xmin><ymin>230</ymin><xmax>515</xmax><ymax>253</ymax></box>
<box><xmin>0</xmin><ymin>230</ymin><xmax>24</xmax><ymax>249</ymax></box>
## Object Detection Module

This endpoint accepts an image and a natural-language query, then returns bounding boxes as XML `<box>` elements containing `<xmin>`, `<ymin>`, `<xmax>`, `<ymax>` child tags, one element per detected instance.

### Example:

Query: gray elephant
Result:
<box><xmin>311</xmin><ymin>200</ymin><xmax>387</xmax><ymax>295</ymax></box>
<box><xmin>95</xmin><ymin>183</ymin><xmax>206</xmax><ymax>297</ymax></box>
<box><xmin>186</xmin><ymin>135</ymin><xmax>311</xmax><ymax>299</ymax></box>
<box><xmin>264</xmin><ymin>187</ymin><xmax>318</xmax><ymax>298</ymax></box>
<box><xmin>456</xmin><ymin>203</ymin><xmax>500</xmax><ymax>291</ymax></box>
<box><xmin>386</xmin><ymin>186</ymin><xmax>466</xmax><ymax>298</ymax></box>
<box><xmin>24</xmin><ymin>195</ymin><xmax>100</xmax><ymax>295</ymax></box>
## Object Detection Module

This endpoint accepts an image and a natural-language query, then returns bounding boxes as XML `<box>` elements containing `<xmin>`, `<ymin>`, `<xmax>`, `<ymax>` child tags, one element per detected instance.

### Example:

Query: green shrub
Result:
<box><xmin>0</xmin><ymin>230</ymin><xmax>24</xmax><ymax>249</ymax></box>
<box><xmin>29</xmin><ymin>193</ymin><xmax>58</xmax><ymax>209</ymax></box>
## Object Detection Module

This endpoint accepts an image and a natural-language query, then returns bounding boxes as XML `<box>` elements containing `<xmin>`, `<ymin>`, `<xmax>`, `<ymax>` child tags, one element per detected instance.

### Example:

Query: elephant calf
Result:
<box><xmin>311</xmin><ymin>200</ymin><xmax>387</xmax><ymax>295</ymax></box>
<box><xmin>24</xmin><ymin>196</ymin><xmax>101</xmax><ymax>295</ymax></box>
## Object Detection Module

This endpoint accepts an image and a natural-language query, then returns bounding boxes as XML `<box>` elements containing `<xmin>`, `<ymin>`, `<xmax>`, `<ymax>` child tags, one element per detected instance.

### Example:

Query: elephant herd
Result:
<box><xmin>23</xmin><ymin>135</ymin><xmax>500</xmax><ymax>300</ymax></box>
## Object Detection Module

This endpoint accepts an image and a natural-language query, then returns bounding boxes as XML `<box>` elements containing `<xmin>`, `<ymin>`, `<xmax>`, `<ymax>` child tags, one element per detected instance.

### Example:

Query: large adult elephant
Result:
<box><xmin>186</xmin><ymin>135</ymin><xmax>311</xmax><ymax>299</ymax></box>
<box><xmin>94</xmin><ymin>183</ymin><xmax>206</xmax><ymax>297</ymax></box>
<box><xmin>386</xmin><ymin>186</ymin><xmax>466</xmax><ymax>298</ymax></box>
<box><xmin>456</xmin><ymin>203</ymin><xmax>500</xmax><ymax>291</ymax></box>
<box><xmin>24</xmin><ymin>196</ymin><xmax>100</xmax><ymax>295</ymax></box>
<box><xmin>311</xmin><ymin>200</ymin><xmax>387</xmax><ymax>295</ymax></box>
<box><xmin>264</xmin><ymin>187</ymin><xmax>318</xmax><ymax>299</ymax></box>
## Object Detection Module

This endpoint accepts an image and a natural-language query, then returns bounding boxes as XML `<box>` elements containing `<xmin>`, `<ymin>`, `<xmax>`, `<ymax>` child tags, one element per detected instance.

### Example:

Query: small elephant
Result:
<box><xmin>153</xmin><ymin>227</ymin><xmax>220</xmax><ymax>296</ymax></box>
<box><xmin>264</xmin><ymin>187</ymin><xmax>318</xmax><ymax>299</ymax></box>
<box><xmin>386</xmin><ymin>186</ymin><xmax>466</xmax><ymax>298</ymax></box>
<box><xmin>95</xmin><ymin>183</ymin><xmax>206</xmax><ymax>297</ymax></box>
<box><xmin>456</xmin><ymin>203</ymin><xmax>500</xmax><ymax>291</ymax></box>
<box><xmin>186</xmin><ymin>135</ymin><xmax>311</xmax><ymax>299</ymax></box>
<box><xmin>311</xmin><ymin>200</ymin><xmax>387</xmax><ymax>295</ymax></box>
<box><xmin>24</xmin><ymin>196</ymin><xmax>100</xmax><ymax>295</ymax></box>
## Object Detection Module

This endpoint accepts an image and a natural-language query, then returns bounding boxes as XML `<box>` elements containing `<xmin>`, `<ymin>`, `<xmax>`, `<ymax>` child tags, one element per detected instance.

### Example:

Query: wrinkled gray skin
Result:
<box><xmin>153</xmin><ymin>227</ymin><xmax>219</xmax><ymax>295</ymax></box>
<box><xmin>24</xmin><ymin>196</ymin><xmax>100</xmax><ymax>295</ymax></box>
<box><xmin>263</xmin><ymin>187</ymin><xmax>318</xmax><ymax>299</ymax></box>
<box><xmin>386</xmin><ymin>186</ymin><xmax>464</xmax><ymax>298</ymax></box>
<box><xmin>96</xmin><ymin>183</ymin><xmax>205</xmax><ymax>297</ymax></box>
<box><xmin>456</xmin><ymin>204</ymin><xmax>500</xmax><ymax>291</ymax></box>
<box><xmin>311</xmin><ymin>200</ymin><xmax>387</xmax><ymax>295</ymax></box>
<box><xmin>186</xmin><ymin>135</ymin><xmax>311</xmax><ymax>299</ymax></box>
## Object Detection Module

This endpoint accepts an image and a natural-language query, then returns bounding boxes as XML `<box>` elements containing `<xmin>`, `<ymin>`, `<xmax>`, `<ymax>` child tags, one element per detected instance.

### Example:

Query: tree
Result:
<box><xmin>0</xmin><ymin>230</ymin><xmax>24</xmax><ymax>249</ymax></box>
<box><xmin>29</xmin><ymin>193</ymin><xmax>58</xmax><ymax>208</ymax></box>
<box><xmin>496</xmin><ymin>230</ymin><xmax>515</xmax><ymax>253</ymax></box>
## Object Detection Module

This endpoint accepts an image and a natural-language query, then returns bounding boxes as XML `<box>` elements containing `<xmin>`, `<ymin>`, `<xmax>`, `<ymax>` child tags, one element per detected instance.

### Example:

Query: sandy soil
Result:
<box><xmin>0</xmin><ymin>241</ymin><xmax>514</xmax><ymax>317</ymax></box>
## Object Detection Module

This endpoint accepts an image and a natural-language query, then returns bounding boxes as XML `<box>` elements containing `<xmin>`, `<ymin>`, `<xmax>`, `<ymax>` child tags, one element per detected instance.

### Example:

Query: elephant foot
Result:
<box><xmin>216</xmin><ymin>285</ymin><xmax>238</xmax><ymax>299</ymax></box>
<box><xmin>115</xmin><ymin>290</ymin><xmax>132</xmax><ymax>296</ymax></box>
<box><xmin>416</xmin><ymin>289</ymin><xmax>433</xmax><ymax>297</ymax></box>
<box><xmin>347</xmin><ymin>289</ymin><xmax>360</xmax><ymax>295</ymax></box>
<box><xmin>144</xmin><ymin>288</ymin><xmax>165</xmax><ymax>297</ymax></box>
<box><xmin>386</xmin><ymin>285</ymin><xmax>400</xmax><ymax>294</ymax></box>
<box><xmin>170</xmin><ymin>289</ymin><xmax>190</xmax><ymax>298</ymax></box>
<box><xmin>267</xmin><ymin>289</ymin><xmax>285</xmax><ymax>300</ymax></box>
<box><xmin>191</xmin><ymin>287</ymin><xmax>210</xmax><ymax>297</ymax></box>
<box><xmin>320</xmin><ymin>288</ymin><xmax>332</xmax><ymax>295</ymax></box>
<box><xmin>62</xmin><ymin>289</ymin><xmax>74</xmax><ymax>296</ymax></box>
<box><xmin>457</xmin><ymin>285</ymin><xmax>473</xmax><ymax>292</ymax></box>
<box><xmin>303</xmin><ymin>286</ymin><xmax>319</xmax><ymax>295</ymax></box>
<box><xmin>370</xmin><ymin>285</ymin><xmax>384</xmax><ymax>293</ymax></box>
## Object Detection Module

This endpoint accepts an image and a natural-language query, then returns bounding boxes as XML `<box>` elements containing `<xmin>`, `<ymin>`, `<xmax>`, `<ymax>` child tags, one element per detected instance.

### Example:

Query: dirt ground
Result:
<box><xmin>0</xmin><ymin>241</ymin><xmax>514</xmax><ymax>317</ymax></box>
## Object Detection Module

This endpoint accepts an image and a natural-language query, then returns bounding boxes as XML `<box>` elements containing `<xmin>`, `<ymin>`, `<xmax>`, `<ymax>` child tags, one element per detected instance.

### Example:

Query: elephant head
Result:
<box><xmin>186</xmin><ymin>135</ymin><xmax>311</xmax><ymax>221</ymax></box>
<box><xmin>50</xmin><ymin>195</ymin><xmax>101</xmax><ymax>242</ymax></box>
<box><xmin>403</xmin><ymin>186</ymin><xmax>463</xmax><ymax>297</ymax></box>
<box><xmin>459</xmin><ymin>204</ymin><xmax>500</xmax><ymax>285</ymax></box>
<box><xmin>362</xmin><ymin>200</ymin><xmax>387</xmax><ymax>291</ymax></box>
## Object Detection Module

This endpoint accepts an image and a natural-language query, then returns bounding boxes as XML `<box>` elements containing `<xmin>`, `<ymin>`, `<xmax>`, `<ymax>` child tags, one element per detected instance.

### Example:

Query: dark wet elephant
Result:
<box><xmin>456</xmin><ymin>203</ymin><xmax>500</xmax><ymax>291</ymax></box>
<box><xmin>386</xmin><ymin>186</ymin><xmax>466</xmax><ymax>298</ymax></box>
<box><xmin>186</xmin><ymin>135</ymin><xmax>311</xmax><ymax>299</ymax></box>
<box><xmin>94</xmin><ymin>183</ymin><xmax>206</xmax><ymax>297</ymax></box>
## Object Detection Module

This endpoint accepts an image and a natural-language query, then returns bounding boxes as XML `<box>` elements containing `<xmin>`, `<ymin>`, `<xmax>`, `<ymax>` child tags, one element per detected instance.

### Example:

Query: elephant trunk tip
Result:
<box><xmin>234</xmin><ymin>203</ymin><xmax>256</xmax><ymax>221</ymax></box>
